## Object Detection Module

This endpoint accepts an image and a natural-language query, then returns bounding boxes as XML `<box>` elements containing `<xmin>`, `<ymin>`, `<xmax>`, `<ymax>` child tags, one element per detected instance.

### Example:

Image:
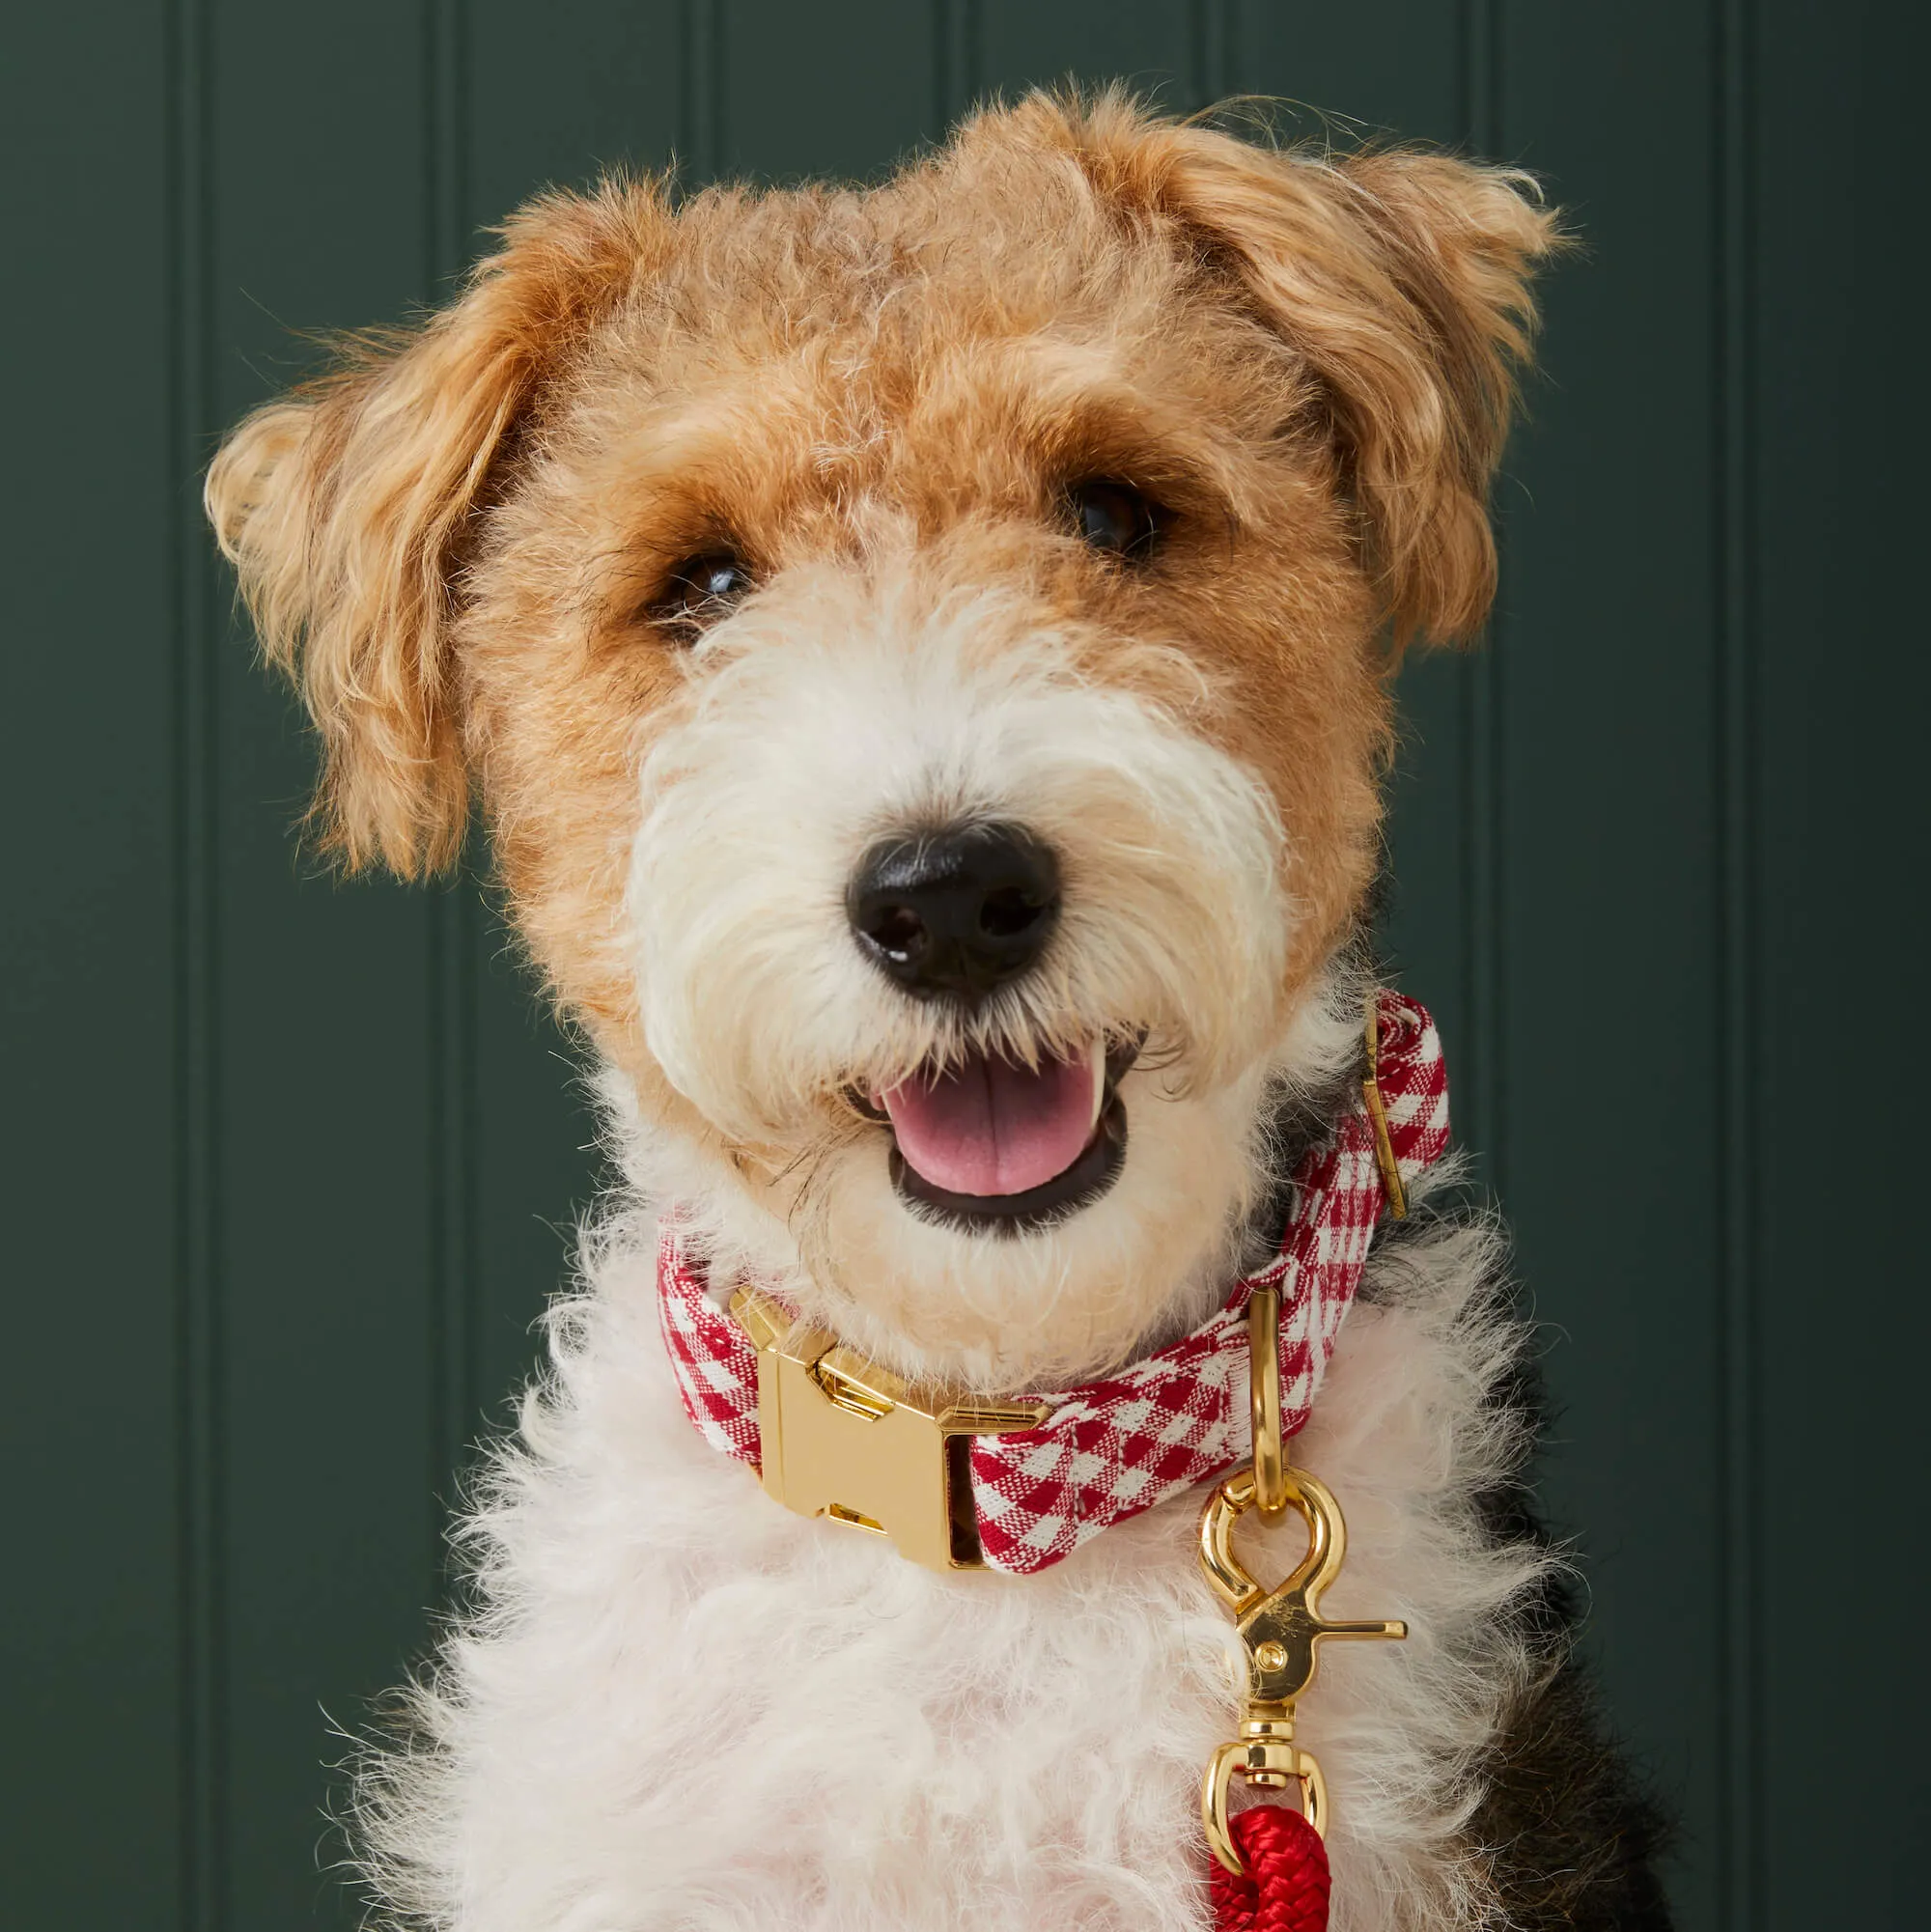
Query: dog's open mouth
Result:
<box><xmin>860</xmin><ymin>1038</ymin><xmax>1135</xmax><ymax>1234</ymax></box>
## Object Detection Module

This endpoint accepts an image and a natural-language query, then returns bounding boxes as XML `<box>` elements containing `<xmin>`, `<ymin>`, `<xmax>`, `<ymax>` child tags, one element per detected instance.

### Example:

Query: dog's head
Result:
<box><xmin>209</xmin><ymin>94</ymin><xmax>1554</xmax><ymax>1389</ymax></box>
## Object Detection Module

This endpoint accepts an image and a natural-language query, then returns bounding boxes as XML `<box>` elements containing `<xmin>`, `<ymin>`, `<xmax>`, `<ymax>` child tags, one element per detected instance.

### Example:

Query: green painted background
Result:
<box><xmin>4</xmin><ymin>4</ymin><xmax>1926</xmax><ymax>1927</ymax></box>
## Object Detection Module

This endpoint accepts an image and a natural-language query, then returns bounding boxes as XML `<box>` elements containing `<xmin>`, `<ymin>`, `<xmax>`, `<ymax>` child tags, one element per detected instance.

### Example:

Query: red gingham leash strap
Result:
<box><xmin>658</xmin><ymin>992</ymin><xmax>1448</xmax><ymax>1577</ymax></box>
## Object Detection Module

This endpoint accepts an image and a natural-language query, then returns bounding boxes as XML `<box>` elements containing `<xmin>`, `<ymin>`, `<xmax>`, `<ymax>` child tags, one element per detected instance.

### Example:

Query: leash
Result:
<box><xmin>1210</xmin><ymin>1806</ymin><xmax>1331</xmax><ymax>1932</ymax></box>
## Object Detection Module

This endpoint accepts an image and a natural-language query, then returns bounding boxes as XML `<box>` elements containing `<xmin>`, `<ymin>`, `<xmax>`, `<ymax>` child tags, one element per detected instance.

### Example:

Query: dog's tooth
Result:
<box><xmin>1089</xmin><ymin>1043</ymin><xmax>1106</xmax><ymax>1128</ymax></box>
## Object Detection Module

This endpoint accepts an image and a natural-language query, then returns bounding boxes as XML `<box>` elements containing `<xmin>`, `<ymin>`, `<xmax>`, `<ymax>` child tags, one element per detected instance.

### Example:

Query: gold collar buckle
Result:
<box><xmin>731</xmin><ymin>1286</ymin><xmax>1049</xmax><ymax>1574</ymax></box>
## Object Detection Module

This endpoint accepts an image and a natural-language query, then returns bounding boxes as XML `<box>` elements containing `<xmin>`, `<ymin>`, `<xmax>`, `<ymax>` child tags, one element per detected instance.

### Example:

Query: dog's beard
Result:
<box><xmin>622</xmin><ymin>564</ymin><xmax>1325</xmax><ymax>1388</ymax></box>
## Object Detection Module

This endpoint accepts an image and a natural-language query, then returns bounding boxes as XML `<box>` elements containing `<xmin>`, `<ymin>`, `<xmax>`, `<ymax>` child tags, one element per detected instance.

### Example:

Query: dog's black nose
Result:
<box><xmin>848</xmin><ymin>822</ymin><xmax>1061</xmax><ymax>1001</ymax></box>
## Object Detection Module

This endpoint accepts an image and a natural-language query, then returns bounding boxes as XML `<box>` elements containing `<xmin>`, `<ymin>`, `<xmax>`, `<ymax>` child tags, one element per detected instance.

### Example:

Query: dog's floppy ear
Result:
<box><xmin>1042</xmin><ymin>100</ymin><xmax>1561</xmax><ymax>646</ymax></box>
<box><xmin>206</xmin><ymin>180</ymin><xmax>668</xmax><ymax>874</ymax></box>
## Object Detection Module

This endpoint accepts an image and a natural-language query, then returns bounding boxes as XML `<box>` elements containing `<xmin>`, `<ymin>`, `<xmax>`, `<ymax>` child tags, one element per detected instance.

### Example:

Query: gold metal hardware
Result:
<box><xmin>1361</xmin><ymin>994</ymin><xmax>1408</xmax><ymax>1219</ymax></box>
<box><xmin>730</xmin><ymin>1285</ymin><xmax>1049</xmax><ymax>1574</ymax></box>
<box><xmin>1197</xmin><ymin>1463</ymin><xmax>1407</xmax><ymax>1875</ymax></box>
<box><xmin>1247</xmin><ymin>1282</ymin><xmax>1288</xmax><ymax>1521</ymax></box>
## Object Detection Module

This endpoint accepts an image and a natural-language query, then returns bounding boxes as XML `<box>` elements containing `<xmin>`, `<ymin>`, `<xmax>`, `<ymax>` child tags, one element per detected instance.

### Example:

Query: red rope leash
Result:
<box><xmin>1210</xmin><ymin>1807</ymin><xmax>1331</xmax><ymax>1932</ymax></box>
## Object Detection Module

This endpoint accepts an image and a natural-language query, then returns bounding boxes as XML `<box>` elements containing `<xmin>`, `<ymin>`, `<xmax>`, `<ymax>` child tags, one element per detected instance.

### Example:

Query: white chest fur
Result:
<box><xmin>357</xmin><ymin>1196</ymin><xmax>1546</xmax><ymax>1932</ymax></box>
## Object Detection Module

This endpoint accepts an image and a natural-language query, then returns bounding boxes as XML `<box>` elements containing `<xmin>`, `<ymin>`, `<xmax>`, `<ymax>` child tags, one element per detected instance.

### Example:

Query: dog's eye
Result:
<box><xmin>654</xmin><ymin>552</ymin><xmax>752</xmax><ymax>636</ymax></box>
<box><xmin>1069</xmin><ymin>480</ymin><xmax>1162</xmax><ymax>560</ymax></box>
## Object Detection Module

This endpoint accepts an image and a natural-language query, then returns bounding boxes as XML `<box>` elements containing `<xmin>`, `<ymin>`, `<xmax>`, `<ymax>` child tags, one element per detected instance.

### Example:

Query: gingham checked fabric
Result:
<box><xmin>657</xmin><ymin>991</ymin><xmax>1449</xmax><ymax>1576</ymax></box>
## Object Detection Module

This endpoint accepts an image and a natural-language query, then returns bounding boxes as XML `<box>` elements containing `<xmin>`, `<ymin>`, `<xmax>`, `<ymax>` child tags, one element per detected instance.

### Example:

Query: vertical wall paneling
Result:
<box><xmin>933</xmin><ymin>0</ymin><xmax>977</xmax><ymax>126</ymax></box>
<box><xmin>1497</xmin><ymin>10</ymin><xmax>1727</xmax><ymax>1926</ymax></box>
<box><xmin>462</xmin><ymin>2</ymin><xmax>681</xmax><ymax>223</ymax></box>
<box><xmin>171</xmin><ymin>7</ymin><xmax>222</xmax><ymax>1924</ymax></box>
<box><xmin>1190</xmin><ymin>0</ymin><xmax>1233</xmax><ymax>110</ymax></box>
<box><xmin>682</xmin><ymin>0</ymin><xmax>725</xmax><ymax>183</ymax></box>
<box><xmin>975</xmin><ymin>4</ymin><xmax>1196</xmax><ymax>109</ymax></box>
<box><xmin>1714</xmin><ymin>5</ymin><xmax>1761</xmax><ymax>1928</ymax></box>
<box><xmin>0</xmin><ymin>7</ymin><xmax>186</xmax><ymax>1927</ymax></box>
<box><xmin>1236</xmin><ymin>3</ymin><xmax>1467</xmax><ymax>143</ymax></box>
<box><xmin>712</xmin><ymin>2</ymin><xmax>935</xmax><ymax>185</ymax></box>
<box><xmin>1752</xmin><ymin>4</ymin><xmax>1930</xmax><ymax>1922</ymax></box>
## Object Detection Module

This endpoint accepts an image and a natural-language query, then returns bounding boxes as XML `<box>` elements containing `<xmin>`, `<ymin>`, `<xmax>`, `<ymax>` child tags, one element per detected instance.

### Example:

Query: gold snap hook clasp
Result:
<box><xmin>1196</xmin><ymin>1463</ymin><xmax>1407</xmax><ymax>1874</ymax></box>
<box><xmin>1199</xmin><ymin>1466</ymin><xmax>1407</xmax><ymax>1708</ymax></box>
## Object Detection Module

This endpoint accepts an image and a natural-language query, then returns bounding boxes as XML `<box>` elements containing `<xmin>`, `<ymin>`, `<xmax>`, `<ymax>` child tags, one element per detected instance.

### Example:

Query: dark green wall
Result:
<box><xmin>4</xmin><ymin>5</ymin><xmax>1924</xmax><ymax>1928</ymax></box>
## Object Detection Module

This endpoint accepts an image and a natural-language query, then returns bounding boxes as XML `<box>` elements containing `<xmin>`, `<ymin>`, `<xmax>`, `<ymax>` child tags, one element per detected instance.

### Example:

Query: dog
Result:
<box><xmin>208</xmin><ymin>91</ymin><xmax>1670</xmax><ymax>1931</ymax></box>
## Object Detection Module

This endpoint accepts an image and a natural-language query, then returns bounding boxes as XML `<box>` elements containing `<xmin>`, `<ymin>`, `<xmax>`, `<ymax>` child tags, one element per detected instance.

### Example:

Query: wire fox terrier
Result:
<box><xmin>209</xmin><ymin>90</ymin><xmax>1669</xmax><ymax>1932</ymax></box>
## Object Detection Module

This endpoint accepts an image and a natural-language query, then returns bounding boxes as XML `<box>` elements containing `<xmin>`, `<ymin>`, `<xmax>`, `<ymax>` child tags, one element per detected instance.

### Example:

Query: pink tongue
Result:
<box><xmin>880</xmin><ymin>1045</ymin><xmax>1101</xmax><ymax>1198</ymax></box>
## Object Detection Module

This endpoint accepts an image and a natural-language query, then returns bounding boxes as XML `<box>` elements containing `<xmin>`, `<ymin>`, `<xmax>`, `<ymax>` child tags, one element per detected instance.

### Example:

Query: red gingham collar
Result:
<box><xmin>658</xmin><ymin>992</ymin><xmax>1449</xmax><ymax>1575</ymax></box>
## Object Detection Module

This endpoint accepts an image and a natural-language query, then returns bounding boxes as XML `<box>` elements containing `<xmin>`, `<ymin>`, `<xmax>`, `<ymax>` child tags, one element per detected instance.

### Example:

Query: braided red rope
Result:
<box><xmin>1209</xmin><ymin>1807</ymin><xmax>1331</xmax><ymax>1932</ymax></box>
